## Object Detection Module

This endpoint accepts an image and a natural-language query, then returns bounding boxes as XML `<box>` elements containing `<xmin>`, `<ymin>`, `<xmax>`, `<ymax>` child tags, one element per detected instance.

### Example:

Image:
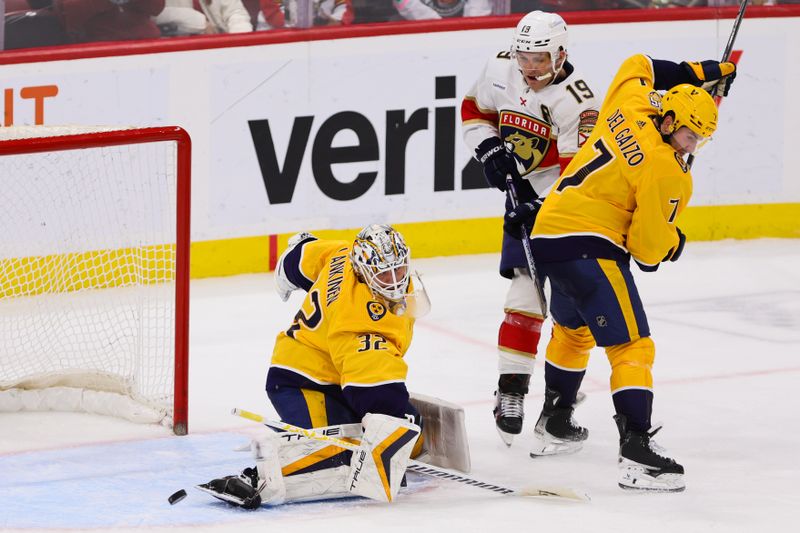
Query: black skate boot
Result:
<box><xmin>614</xmin><ymin>415</ymin><xmax>685</xmax><ymax>492</ymax></box>
<box><xmin>493</xmin><ymin>374</ymin><xmax>530</xmax><ymax>446</ymax></box>
<box><xmin>530</xmin><ymin>387</ymin><xmax>588</xmax><ymax>457</ymax></box>
<box><xmin>197</xmin><ymin>466</ymin><xmax>262</xmax><ymax>509</ymax></box>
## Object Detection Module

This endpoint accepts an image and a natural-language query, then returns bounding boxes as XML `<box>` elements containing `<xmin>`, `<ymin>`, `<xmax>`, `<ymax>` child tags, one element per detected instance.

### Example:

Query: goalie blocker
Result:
<box><xmin>198</xmin><ymin>413</ymin><xmax>420</xmax><ymax>507</ymax></box>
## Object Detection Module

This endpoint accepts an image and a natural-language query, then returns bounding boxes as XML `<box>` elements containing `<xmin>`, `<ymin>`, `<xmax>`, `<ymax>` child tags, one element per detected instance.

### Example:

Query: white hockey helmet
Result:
<box><xmin>351</xmin><ymin>224</ymin><xmax>410</xmax><ymax>304</ymax></box>
<box><xmin>512</xmin><ymin>11</ymin><xmax>568</xmax><ymax>60</ymax></box>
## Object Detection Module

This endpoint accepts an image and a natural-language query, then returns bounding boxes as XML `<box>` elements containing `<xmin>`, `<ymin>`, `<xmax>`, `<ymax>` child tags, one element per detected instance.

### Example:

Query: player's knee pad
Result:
<box><xmin>346</xmin><ymin>413</ymin><xmax>421</xmax><ymax>503</ymax></box>
<box><xmin>606</xmin><ymin>337</ymin><xmax>655</xmax><ymax>391</ymax></box>
<box><xmin>545</xmin><ymin>323</ymin><xmax>594</xmax><ymax>371</ymax></box>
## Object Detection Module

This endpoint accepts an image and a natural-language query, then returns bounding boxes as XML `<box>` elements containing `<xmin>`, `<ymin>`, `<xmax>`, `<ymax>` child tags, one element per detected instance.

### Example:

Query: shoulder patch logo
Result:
<box><xmin>578</xmin><ymin>109</ymin><xmax>599</xmax><ymax>147</ymax></box>
<box><xmin>367</xmin><ymin>301</ymin><xmax>387</xmax><ymax>321</ymax></box>
<box><xmin>648</xmin><ymin>91</ymin><xmax>662</xmax><ymax>110</ymax></box>
<box><xmin>674</xmin><ymin>152</ymin><xmax>689</xmax><ymax>173</ymax></box>
<box><xmin>636</xmin><ymin>120</ymin><xmax>647</xmax><ymax>129</ymax></box>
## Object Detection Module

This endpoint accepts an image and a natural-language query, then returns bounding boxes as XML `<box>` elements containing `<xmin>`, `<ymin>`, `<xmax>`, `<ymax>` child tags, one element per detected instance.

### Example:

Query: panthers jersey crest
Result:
<box><xmin>499</xmin><ymin>111</ymin><xmax>552</xmax><ymax>175</ymax></box>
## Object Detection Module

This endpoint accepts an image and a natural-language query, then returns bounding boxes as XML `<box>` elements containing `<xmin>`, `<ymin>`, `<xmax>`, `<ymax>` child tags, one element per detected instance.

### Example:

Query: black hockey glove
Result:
<box><xmin>681</xmin><ymin>60</ymin><xmax>737</xmax><ymax>97</ymax></box>
<box><xmin>663</xmin><ymin>227</ymin><xmax>686</xmax><ymax>262</ymax></box>
<box><xmin>503</xmin><ymin>199</ymin><xmax>543</xmax><ymax>240</ymax></box>
<box><xmin>475</xmin><ymin>137</ymin><xmax>520</xmax><ymax>192</ymax></box>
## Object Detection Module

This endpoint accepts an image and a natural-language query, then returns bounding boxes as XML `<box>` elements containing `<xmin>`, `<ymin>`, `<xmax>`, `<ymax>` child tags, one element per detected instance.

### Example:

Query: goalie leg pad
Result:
<box><xmin>251</xmin><ymin>433</ymin><xmax>286</xmax><ymax>505</ymax></box>
<box><xmin>273</xmin><ymin>423</ymin><xmax>358</xmax><ymax>503</ymax></box>
<box><xmin>346</xmin><ymin>413</ymin><xmax>420</xmax><ymax>502</ymax></box>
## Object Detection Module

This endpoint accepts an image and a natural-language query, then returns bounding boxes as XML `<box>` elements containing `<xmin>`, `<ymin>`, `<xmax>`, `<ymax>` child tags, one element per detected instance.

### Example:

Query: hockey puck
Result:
<box><xmin>168</xmin><ymin>489</ymin><xmax>187</xmax><ymax>505</ymax></box>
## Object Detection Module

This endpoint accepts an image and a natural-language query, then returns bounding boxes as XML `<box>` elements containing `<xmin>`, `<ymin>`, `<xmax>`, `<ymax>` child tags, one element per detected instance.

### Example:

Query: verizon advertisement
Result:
<box><xmin>0</xmin><ymin>16</ymin><xmax>796</xmax><ymax>242</ymax></box>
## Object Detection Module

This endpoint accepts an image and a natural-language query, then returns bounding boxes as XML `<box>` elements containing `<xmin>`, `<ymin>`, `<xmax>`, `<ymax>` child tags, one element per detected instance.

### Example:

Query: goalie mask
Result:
<box><xmin>351</xmin><ymin>224</ymin><xmax>411</xmax><ymax>305</ymax></box>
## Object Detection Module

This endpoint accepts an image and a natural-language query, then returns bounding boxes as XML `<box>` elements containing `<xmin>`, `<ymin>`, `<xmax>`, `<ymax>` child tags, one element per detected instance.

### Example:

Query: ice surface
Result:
<box><xmin>2</xmin><ymin>239</ymin><xmax>799</xmax><ymax>532</ymax></box>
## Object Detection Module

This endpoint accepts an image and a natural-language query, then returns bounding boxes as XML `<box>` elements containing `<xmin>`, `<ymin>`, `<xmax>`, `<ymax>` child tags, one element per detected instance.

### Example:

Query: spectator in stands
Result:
<box><xmin>57</xmin><ymin>0</ymin><xmax>165</xmax><ymax>42</ymax></box>
<box><xmin>4</xmin><ymin>0</ymin><xmax>69</xmax><ymax>49</ymax></box>
<box><xmin>155</xmin><ymin>0</ymin><xmax>252</xmax><ymax>35</ymax></box>
<box><xmin>394</xmin><ymin>0</ymin><xmax>491</xmax><ymax>19</ymax></box>
<box><xmin>353</xmin><ymin>0</ymin><xmax>490</xmax><ymax>22</ymax></box>
<box><xmin>511</xmin><ymin>1</ymin><xmax>629</xmax><ymax>11</ymax></box>
<box><xmin>245</xmin><ymin>0</ymin><xmax>352</xmax><ymax>30</ymax></box>
<box><xmin>241</xmin><ymin>0</ymin><xmax>284</xmax><ymax>30</ymax></box>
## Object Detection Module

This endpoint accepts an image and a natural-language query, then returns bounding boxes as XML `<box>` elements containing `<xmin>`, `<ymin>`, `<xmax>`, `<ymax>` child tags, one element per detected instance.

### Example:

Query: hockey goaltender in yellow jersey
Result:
<box><xmin>270</xmin><ymin>237</ymin><xmax>414</xmax><ymax>394</ymax></box>
<box><xmin>199</xmin><ymin>225</ymin><xmax>446</xmax><ymax>508</ymax></box>
<box><xmin>533</xmin><ymin>53</ymin><xmax>715</xmax><ymax>268</ymax></box>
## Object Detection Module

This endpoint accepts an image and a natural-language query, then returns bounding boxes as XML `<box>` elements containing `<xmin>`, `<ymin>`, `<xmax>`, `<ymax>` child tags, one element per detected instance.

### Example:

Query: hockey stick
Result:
<box><xmin>232</xmin><ymin>408</ymin><xmax>589</xmax><ymax>502</ymax></box>
<box><xmin>687</xmin><ymin>0</ymin><xmax>748</xmax><ymax>169</ymax></box>
<box><xmin>505</xmin><ymin>174</ymin><xmax>548</xmax><ymax>318</ymax></box>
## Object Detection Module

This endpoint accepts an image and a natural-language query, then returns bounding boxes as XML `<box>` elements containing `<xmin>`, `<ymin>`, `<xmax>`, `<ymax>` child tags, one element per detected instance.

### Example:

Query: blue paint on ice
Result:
<box><xmin>0</xmin><ymin>432</ymin><xmax>399</xmax><ymax>529</ymax></box>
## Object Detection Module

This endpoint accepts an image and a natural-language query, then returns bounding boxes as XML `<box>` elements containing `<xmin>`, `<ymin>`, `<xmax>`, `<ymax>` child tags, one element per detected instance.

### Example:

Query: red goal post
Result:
<box><xmin>0</xmin><ymin>126</ymin><xmax>191</xmax><ymax>435</ymax></box>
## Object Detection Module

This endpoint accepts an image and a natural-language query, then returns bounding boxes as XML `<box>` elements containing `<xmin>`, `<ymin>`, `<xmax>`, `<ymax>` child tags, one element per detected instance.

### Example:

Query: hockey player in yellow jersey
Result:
<box><xmin>530</xmin><ymin>54</ymin><xmax>736</xmax><ymax>492</ymax></box>
<box><xmin>199</xmin><ymin>225</ymin><xmax>432</xmax><ymax>508</ymax></box>
<box><xmin>268</xmin><ymin>224</ymin><xmax>423</xmax><ymax>426</ymax></box>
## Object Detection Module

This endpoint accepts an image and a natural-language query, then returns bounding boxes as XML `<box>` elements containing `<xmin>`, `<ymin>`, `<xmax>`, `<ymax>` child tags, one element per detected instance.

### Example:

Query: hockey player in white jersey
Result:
<box><xmin>461</xmin><ymin>11</ymin><xmax>599</xmax><ymax>452</ymax></box>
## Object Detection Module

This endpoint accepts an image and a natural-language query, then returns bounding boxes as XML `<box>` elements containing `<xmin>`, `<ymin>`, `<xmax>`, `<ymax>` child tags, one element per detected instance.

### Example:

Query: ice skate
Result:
<box><xmin>197</xmin><ymin>466</ymin><xmax>262</xmax><ymax>509</ymax></box>
<box><xmin>530</xmin><ymin>388</ymin><xmax>588</xmax><ymax>457</ymax></box>
<box><xmin>494</xmin><ymin>389</ymin><xmax>525</xmax><ymax>446</ymax></box>
<box><xmin>615</xmin><ymin>415</ymin><xmax>685</xmax><ymax>492</ymax></box>
<box><xmin>493</xmin><ymin>374</ymin><xmax>530</xmax><ymax>446</ymax></box>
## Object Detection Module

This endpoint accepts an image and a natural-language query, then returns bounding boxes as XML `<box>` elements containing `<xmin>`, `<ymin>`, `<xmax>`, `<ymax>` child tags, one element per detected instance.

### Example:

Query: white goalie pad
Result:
<box><xmin>346</xmin><ymin>413</ymin><xmax>420</xmax><ymax>503</ymax></box>
<box><xmin>239</xmin><ymin>423</ymin><xmax>365</xmax><ymax>506</ymax></box>
<box><xmin>410</xmin><ymin>392</ymin><xmax>471</xmax><ymax>473</ymax></box>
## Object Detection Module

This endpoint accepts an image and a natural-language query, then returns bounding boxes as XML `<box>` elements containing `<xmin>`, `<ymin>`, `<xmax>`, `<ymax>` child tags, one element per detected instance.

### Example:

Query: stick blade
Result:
<box><xmin>518</xmin><ymin>486</ymin><xmax>591</xmax><ymax>502</ymax></box>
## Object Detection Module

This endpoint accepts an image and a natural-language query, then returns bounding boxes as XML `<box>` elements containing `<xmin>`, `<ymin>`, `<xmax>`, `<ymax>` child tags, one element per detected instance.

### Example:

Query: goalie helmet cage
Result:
<box><xmin>0</xmin><ymin>126</ymin><xmax>191</xmax><ymax>435</ymax></box>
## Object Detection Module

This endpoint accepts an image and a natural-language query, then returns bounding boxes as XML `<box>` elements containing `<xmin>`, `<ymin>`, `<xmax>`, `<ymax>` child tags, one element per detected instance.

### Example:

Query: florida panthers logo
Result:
<box><xmin>499</xmin><ymin>111</ymin><xmax>552</xmax><ymax>174</ymax></box>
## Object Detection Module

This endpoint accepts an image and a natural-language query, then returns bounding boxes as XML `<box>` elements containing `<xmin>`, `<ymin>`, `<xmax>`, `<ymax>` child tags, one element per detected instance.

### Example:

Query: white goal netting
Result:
<box><xmin>0</xmin><ymin>126</ymin><xmax>190</xmax><ymax>433</ymax></box>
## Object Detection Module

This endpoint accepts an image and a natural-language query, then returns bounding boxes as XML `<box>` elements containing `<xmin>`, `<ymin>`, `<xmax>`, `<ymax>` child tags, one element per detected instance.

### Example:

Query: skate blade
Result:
<box><xmin>495</xmin><ymin>426</ymin><xmax>515</xmax><ymax>447</ymax></box>
<box><xmin>529</xmin><ymin>432</ymin><xmax>585</xmax><ymax>457</ymax></box>
<box><xmin>195</xmin><ymin>484</ymin><xmax>251</xmax><ymax>506</ymax></box>
<box><xmin>618</xmin><ymin>468</ymin><xmax>685</xmax><ymax>493</ymax></box>
<box><xmin>618</xmin><ymin>481</ymin><xmax>686</xmax><ymax>493</ymax></box>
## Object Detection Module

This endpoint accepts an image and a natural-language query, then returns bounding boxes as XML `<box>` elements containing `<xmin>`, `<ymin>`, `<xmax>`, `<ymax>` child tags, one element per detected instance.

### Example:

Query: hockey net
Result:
<box><xmin>0</xmin><ymin>126</ymin><xmax>191</xmax><ymax>435</ymax></box>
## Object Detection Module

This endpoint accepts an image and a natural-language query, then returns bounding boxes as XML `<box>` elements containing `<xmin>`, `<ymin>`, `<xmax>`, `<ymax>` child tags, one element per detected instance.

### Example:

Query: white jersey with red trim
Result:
<box><xmin>462</xmin><ymin>51</ymin><xmax>600</xmax><ymax>195</ymax></box>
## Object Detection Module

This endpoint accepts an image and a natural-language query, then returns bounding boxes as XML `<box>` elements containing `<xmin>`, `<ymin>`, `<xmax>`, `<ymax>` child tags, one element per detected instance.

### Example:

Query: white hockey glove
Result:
<box><xmin>346</xmin><ymin>413</ymin><xmax>421</xmax><ymax>503</ymax></box>
<box><xmin>275</xmin><ymin>231</ymin><xmax>316</xmax><ymax>302</ymax></box>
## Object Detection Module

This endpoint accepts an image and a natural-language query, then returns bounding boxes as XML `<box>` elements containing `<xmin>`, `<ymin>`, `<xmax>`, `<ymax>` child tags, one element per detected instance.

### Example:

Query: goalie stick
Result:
<box><xmin>687</xmin><ymin>0</ymin><xmax>748</xmax><ymax>169</ymax></box>
<box><xmin>232</xmin><ymin>408</ymin><xmax>589</xmax><ymax>503</ymax></box>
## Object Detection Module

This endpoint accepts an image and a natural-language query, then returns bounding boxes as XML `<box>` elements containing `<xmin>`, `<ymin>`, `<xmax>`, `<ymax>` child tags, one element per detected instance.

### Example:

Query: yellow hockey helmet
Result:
<box><xmin>660</xmin><ymin>84</ymin><xmax>718</xmax><ymax>138</ymax></box>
